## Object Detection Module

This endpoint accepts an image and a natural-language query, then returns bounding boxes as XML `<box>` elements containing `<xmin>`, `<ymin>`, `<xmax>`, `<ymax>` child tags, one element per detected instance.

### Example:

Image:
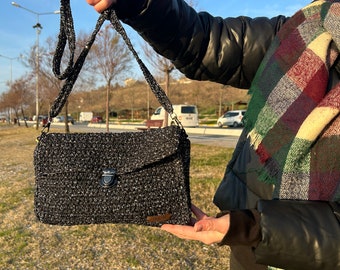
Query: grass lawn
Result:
<box><xmin>0</xmin><ymin>125</ymin><xmax>234</xmax><ymax>269</ymax></box>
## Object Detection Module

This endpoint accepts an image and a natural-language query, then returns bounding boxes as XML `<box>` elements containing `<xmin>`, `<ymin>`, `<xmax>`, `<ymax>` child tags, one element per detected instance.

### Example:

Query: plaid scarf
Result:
<box><xmin>244</xmin><ymin>0</ymin><xmax>340</xmax><ymax>201</ymax></box>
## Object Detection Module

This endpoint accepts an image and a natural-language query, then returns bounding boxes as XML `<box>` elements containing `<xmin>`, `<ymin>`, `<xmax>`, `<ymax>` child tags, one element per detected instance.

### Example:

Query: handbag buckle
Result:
<box><xmin>100</xmin><ymin>169</ymin><xmax>118</xmax><ymax>188</ymax></box>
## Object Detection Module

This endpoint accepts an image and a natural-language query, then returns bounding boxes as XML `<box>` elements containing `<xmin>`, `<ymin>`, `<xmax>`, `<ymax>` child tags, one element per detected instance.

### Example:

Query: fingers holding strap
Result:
<box><xmin>86</xmin><ymin>0</ymin><xmax>116</xmax><ymax>13</ymax></box>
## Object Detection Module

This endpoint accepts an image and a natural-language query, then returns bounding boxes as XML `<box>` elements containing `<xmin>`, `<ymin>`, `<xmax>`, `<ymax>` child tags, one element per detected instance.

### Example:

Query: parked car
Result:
<box><xmin>217</xmin><ymin>110</ymin><xmax>246</xmax><ymax>128</ymax></box>
<box><xmin>41</xmin><ymin>116</ymin><xmax>49</xmax><ymax>126</ymax></box>
<box><xmin>52</xmin><ymin>116</ymin><xmax>75</xmax><ymax>124</ymax></box>
<box><xmin>52</xmin><ymin>116</ymin><xmax>63</xmax><ymax>123</ymax></box>
<box><xmin>151</xmin><ymin>104</ymin><xmax>199</xmax><ymax>127</ymax></box>
<box><xmin>91</xmin><ymin>116</ymin><xmax>103</xmax><ymax>123</ymax></box>
<box><xmin>33</xmin><ymin>115</ymin><xmax>47</xmax><ymax>122</ymax></box>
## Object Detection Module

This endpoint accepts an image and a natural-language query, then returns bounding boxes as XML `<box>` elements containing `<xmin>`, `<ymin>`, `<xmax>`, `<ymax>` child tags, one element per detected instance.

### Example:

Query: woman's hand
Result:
<box><xmin>161</xmin><ymin>204</ymin><xmax>230</xmax><ymax>245</ymax></box>
<box><xmin>86</xmin><ymin>0</ymin><xmax>116</xmax><ymax>13</ymax></box>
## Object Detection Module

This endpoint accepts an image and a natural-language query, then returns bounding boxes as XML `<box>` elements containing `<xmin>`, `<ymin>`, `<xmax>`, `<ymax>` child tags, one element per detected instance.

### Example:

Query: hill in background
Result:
<box><xmin>69</xmin><ymin>79</ymin><xmax>250</xmax><ymax>120</ymax></box>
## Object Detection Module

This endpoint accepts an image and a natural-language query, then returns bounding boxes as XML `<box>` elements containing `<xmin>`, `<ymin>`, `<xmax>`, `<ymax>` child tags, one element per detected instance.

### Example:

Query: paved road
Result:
<box><xmin>42</xmin><ymin>122</ymin><xmax>241</xmax><ymax>148</ymax></box>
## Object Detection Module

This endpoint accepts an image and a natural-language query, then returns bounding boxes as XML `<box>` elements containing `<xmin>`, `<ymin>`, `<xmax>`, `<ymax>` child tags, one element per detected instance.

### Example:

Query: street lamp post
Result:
<box><xmin>11</xmin><ymin>2</ymin><xmax>60</xmax><ymax>129</ymax></box>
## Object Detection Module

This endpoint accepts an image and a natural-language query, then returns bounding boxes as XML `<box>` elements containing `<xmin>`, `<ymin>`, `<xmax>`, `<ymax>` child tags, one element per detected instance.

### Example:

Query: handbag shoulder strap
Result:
<box><xmin>49</xmin><ymin>0</ymin><xmax>180</xmax><ymax>126</ymax></box>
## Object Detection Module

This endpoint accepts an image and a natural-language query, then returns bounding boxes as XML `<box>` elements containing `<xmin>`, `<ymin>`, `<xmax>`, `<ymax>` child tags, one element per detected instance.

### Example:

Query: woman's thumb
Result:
<box><xmin>194</xmin><ymin>219</ymin><xmax>214</xmax><ymax>232</ymax></box>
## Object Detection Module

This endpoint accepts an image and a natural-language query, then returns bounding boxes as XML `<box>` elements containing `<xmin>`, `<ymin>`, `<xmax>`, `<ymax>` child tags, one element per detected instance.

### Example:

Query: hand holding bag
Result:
<box><xmin>34</xmin><ymin>1</ymin><xmax>191</xmax><ymax>227</ymax></box>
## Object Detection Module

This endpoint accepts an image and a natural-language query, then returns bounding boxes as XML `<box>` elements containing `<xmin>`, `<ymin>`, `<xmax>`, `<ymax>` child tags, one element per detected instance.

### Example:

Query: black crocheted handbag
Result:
<box><xmin>34</xmin><ymin>1</ymin><xmax>191</xmax><ymax>227</ymax></box>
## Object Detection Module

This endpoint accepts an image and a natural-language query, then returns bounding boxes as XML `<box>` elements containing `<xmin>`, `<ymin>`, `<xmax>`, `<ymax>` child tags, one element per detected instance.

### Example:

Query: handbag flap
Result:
<box><xmin>34</xmin><ymin>125</ymin><xmax>189</xmax><ymax>176</ymax></box>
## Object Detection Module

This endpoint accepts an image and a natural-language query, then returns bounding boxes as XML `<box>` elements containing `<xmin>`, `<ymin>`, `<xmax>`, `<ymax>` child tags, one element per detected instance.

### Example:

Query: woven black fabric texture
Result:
<box><xmin>34</xmin><ymin>126</ymin><xmax>191</xmax><ymax>226</ymax></box>
<box><xmin>34</xmin><ymin>0</ymin><xmax>192</xmax><ymax>227</ymax></box>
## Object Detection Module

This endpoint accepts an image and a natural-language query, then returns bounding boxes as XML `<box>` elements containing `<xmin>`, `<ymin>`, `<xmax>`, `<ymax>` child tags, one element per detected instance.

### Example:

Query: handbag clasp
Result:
<box><xmin>100</xmin><ymin>169</ymin><xmax>118</xmax><ymax>188</ymax></box>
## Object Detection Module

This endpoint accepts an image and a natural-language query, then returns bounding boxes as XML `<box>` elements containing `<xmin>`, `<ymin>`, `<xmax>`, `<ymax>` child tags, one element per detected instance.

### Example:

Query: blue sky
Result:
<box><xmin>0</xmin><ymin>0</ymin><xmax>311</xmax><ymax>93</ymax></box>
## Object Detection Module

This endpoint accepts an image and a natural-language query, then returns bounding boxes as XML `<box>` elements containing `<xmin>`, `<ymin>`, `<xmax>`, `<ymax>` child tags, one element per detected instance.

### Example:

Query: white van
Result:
<box><xmin>151</xmin><ymin>104</ymin><xmax>199</xmax><ymax>127</ymax></box>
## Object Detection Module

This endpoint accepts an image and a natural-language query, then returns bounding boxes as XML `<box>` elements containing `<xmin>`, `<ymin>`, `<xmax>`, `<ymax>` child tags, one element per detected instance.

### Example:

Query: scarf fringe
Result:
<box><xmin>243</xmin><ymin>0</ymin><xmax>340</xmax><ymax>201</ymax></box>
<box><xmin>247</xmin><ymin>129</ymin><xmax>262</xmax><ymax>151</ymax></box>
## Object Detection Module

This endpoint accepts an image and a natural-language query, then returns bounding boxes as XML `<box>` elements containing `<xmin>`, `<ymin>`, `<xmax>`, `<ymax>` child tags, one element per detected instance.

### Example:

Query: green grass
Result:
<box><xmin>0</xmin><ymin>126</ymin><xmax>232</xmax><ymax>269</ymax></box>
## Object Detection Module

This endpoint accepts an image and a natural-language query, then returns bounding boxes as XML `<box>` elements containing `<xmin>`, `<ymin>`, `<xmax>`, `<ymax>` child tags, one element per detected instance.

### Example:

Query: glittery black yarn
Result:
<box><xmin>35</xmin><ymin>1</ymin><xmax>191</xmax><ymax>226</ymax></box>
<box><xmin>34</xmin><ymin>126</ymin><xmax>191</xmax><ymax>226</ymax></box>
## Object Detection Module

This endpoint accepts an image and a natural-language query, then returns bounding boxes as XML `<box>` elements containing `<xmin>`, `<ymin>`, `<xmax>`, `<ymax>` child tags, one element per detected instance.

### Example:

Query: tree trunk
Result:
<box><xmin>21</xmin><ymin>106</ymin><xmax>28</xmax><ymax>128</ymax></box>
<box><xmin>65</xmin><ymin>100</ymin><xmax>70</xmax><ymax>133</ymax></box>
<box><xmin>15</xmin><ymin>110</ymin><xmax>20</xmax><ymax>126</ymax></box>
<box><xmin>163</xmin><ymin>69</ymin><xmax>170</xmax><ymax>127</ymax></box>
<box><xmin>106</xmin><ymin>81</ymin><xmax>111</xmax><ymax>133</ymax></box>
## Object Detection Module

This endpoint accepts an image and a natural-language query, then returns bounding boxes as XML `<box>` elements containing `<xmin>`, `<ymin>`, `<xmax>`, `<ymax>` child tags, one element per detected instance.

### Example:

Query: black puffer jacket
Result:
<box><xmin>115</xmin><ymin>0</ymin><xmax>340</xmax><ymax>269</ymax></box>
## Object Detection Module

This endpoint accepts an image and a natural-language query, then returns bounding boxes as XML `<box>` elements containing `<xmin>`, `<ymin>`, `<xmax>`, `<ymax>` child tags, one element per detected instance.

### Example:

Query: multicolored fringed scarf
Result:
<box><xmin>244</xmin><ymin>0</ymin><xmax>340</xmax><ymax>201</ymax></box>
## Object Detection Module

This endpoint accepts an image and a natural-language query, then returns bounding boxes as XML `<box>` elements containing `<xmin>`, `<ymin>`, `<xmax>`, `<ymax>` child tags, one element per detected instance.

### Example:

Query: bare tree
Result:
<box><xmin>0</xmin><ymin>76</ymin><xmax>34</xmax><ymax>126</ymax></box>
<box><xmin>90</xmin><ymin>23</ymin><xmax>132</xmax><ymax>132</ymax></box>
<box><xmin>21</xmin><ymin>32</ymin><xmax>96</xmax><ymax>132</ymax></box>
<box><xmin>140</xmin><ymin>0</ymin><xmax>198</xmax><ymax>126</ymax></box>
<box><xmin>0</xmin><ymin>91</ymin><xmax>12</xmax><ymax>124</ymax></box>
<box><xmin>142</xmin><ymin>43</ymin><xmax>175</xmax><ymax>126</ymax></box>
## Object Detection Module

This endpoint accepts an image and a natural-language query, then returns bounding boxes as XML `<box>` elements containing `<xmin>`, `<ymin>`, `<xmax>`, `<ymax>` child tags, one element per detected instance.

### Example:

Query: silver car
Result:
<box><xmin>217</xmin><ymin>110</ymin><xmax>246</xmax><ymax>128</ymax></box>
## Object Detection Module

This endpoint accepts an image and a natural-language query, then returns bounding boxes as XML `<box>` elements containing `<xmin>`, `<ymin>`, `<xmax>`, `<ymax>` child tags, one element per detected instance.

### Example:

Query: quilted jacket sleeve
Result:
<box><xmin>255</xmin><ymin>200</ymin><xmax>340</xmax><ymax>270</ymax></box>
<box><xmin>117</xmin><ymin>0</ymin><xmax>287</xmax><ymax>89</ymax></box>
<box><xmin>218</xmin><ymin>201</ymin><xmax>340</xmax><ymax>270</ymax></box>
<box><xmin>114</xmin><ymin>1</ymin><xmax>339</xmax><ymax>269</ymax></box>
